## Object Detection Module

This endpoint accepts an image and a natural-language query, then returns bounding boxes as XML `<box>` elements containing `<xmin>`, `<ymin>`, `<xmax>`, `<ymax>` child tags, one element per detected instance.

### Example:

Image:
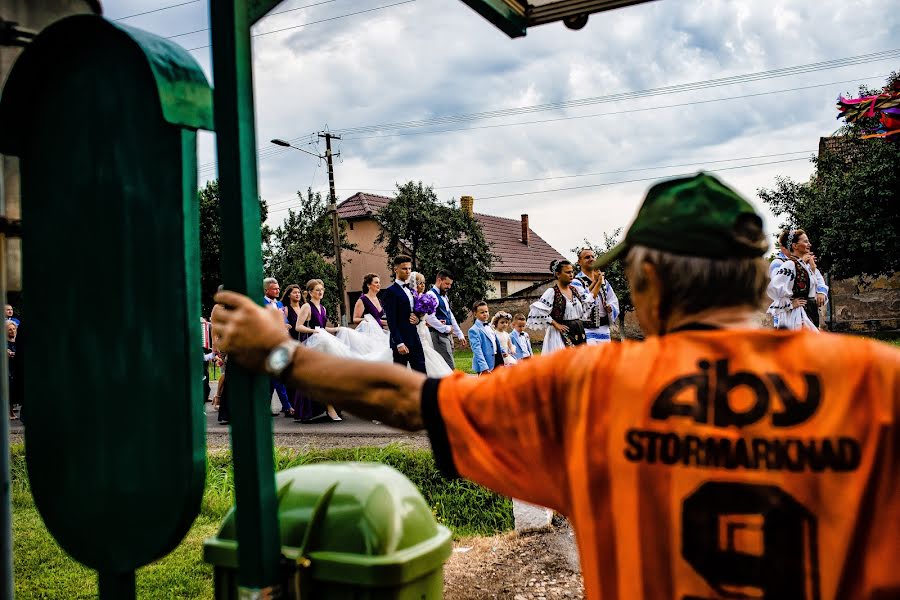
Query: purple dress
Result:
<box><xmin>360</xmin><ymin>295</ymin><xmax>385</xmax><ymax>322</ymax></box>
<box><xmin>293</xmin><ymin>302</ymin><xmax>328</xmax><ymax>421</ymax></box>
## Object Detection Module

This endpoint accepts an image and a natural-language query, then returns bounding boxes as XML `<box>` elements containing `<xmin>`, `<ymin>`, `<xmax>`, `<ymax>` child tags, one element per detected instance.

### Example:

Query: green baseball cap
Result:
<box><xmin>593</xmin><ymin>172</ymin><xmax>768</xmax><ymax>269</ymax></box>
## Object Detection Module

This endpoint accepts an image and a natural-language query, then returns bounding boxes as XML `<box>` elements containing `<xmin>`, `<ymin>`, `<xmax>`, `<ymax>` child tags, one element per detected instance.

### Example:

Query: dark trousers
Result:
<box><xmin>804</xmin><ymin>299</ymin><xmax>820</xmax><ymax>328</ymax></box>
<box><xmin>270</xmin><ymin>379</ymin><xmax>293</xmax><ymax>413</ymax></box>
<box><xmin>217</xmin><ymin>374</ymin><xmax>230</xmax><ymax>423</ymax></box>
<box><xmin>393</xmin><ymin>346</ymin><xmax>427</xmax><ymax>374</ymax></box>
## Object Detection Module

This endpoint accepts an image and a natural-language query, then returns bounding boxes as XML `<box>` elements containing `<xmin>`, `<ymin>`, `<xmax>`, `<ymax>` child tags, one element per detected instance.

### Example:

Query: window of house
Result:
<box><xmin>500</xmin><ymin>281</ymin><xmax>508</xmax><ymax>297</ymax></box>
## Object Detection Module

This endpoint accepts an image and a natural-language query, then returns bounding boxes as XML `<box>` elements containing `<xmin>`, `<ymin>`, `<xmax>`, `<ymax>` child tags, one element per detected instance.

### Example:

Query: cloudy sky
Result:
<box><xmin>108</xmin><ymin>0</ymin><xmax>898</xmax><ymax>256</ymax></box>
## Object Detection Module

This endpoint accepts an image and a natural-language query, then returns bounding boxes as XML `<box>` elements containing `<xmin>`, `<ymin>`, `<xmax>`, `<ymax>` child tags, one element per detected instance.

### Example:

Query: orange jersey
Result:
<box><xmin>423</xmin><ymin>329</ymin><xmax>900</xmax><ymax>600</ymax></box>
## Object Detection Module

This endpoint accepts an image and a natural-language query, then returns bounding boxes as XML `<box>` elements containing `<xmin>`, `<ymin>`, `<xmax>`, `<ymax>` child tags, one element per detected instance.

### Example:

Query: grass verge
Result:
<box><xmin>11</xmin><ymin>444</ymin><xmax>512</xmax><ymax>599</ymax></box>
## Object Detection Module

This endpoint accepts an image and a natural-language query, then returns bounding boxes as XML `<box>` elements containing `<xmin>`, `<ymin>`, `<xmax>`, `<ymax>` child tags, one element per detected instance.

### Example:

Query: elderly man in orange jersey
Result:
<box><xmin>213</xmin><ymin>173</ymin><xmax>899</xmax><ymax>600</ymax></box>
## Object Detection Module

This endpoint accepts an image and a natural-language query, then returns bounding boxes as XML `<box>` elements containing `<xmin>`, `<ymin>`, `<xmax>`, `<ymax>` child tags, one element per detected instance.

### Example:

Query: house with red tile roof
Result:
<box><xmin>336</xmin><ymin>191</ymin><xmax>566</xmax><ymax>311</ymax></box>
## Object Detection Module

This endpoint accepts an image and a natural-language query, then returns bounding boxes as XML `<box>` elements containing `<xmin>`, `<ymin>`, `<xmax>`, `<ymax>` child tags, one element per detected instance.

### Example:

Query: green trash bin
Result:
<box><xmin>204</xmin><ymin>462</ymin><xmax>453</xmax><ymax>599</ymax></box>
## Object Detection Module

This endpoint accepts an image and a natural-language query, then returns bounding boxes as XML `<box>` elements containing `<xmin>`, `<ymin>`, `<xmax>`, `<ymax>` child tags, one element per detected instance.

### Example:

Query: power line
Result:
<box><xmin>332</xmin><ymin>50</ymin><xmax>898</xmax><ymax>136</ymax></box>
<box><xmin>185</xmin><ymin>0</ymin><xmax>416</xmax><ymax>52</ymax></box>
<box><xmin>263</xmin><ymin>153</ymin><xmax>814</xmax><ymax>214</ymax></box>
<box><xmin>336</xmin><ymin>150</ymin><xmax>816</xmax><ymax>193</ymax></box>
<box><xmin>477</xmin><ymin>157</ymin><xmax>811</xmax><ymax>201</ymax></box>
<box><xmin>198</xmin><ymin>74</ymin><xmax>881</xmax><ymax>176</ymax></box>
<box><xmin>198</xmin><ymin>135</ymin><xmax>318</xmax><ymax>174</ymax></box>
<box><xmin>112</xmin><ymin>0</ymin><xmax>200</xmax><ymax>21</ymax></box>
<box><xmin>165</xmin><ymin>0</ymin><xmax>342</xmax><ymax>39</ymax></box>
<box><xmin>340</xmin><ymin>75</ymin><xmax>886</xmax><ymax>141</ymax></box>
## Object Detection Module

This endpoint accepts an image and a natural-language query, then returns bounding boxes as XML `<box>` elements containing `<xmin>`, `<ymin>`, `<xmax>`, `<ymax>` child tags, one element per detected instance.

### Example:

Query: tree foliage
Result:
<box><xmin>758</xmin><ymin>73</ymin><xmax>900</xmax><ymax>279</ymax></box>
<box><xmin>264</xmin><ymin>188</ymin><xmax>357</xmax><ymax>320</ymax></box>
<box><xmin>375</xmin><ymin>181</ymin><xmax>496</xmax><ymax>322</ymax></box>
<box><xmin>571</xmin><ymin>227</ymin><xmax>633</xmax><ymax>315</ymax></box>
<box><xmin>199</xmin><ymin>180</ymin><xmax>272</xmax><ymax>316</ymax></box>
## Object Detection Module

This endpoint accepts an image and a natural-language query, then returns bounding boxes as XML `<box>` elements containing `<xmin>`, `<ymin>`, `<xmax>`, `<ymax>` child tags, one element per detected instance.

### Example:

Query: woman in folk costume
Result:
<box><xmin>527</xmin><ymin>260</ymin><xmax>587</xmax><ymax>354</ymax></box>
<box><xmin>767</xmin><ymin>228</ymin><xmax>822</xmax><ymax>332</ymax></box>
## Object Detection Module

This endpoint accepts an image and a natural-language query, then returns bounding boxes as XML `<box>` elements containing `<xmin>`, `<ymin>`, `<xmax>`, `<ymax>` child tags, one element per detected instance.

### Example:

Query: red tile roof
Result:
<box><xmin>338</xmin><ymin>192</ymin><xmax>566</xmax><ymax>277</ymax></box>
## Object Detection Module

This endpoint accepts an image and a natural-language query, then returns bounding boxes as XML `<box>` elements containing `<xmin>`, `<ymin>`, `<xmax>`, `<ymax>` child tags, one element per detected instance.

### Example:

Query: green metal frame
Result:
<box><xmin>459</xmin><ymin>0</ymin><xmax>527</xmax><ymax>37</ymax></box>
<box><xmin>209</xmin><ymin>1</ymin><xmax>284</xmax><ymax>595</ymax></box>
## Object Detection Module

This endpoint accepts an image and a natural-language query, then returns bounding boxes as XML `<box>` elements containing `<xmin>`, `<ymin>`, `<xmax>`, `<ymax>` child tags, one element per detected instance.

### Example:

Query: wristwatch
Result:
<box><xmin>264</xmin><ymin>340</ymin><xmax>300</xmax><ymax>379</ymax></box>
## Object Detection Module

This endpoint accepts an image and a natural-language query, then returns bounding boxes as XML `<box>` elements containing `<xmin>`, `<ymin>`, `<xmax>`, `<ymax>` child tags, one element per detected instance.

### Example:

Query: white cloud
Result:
<box><xmin>111</xmin><ymin>0</ymin><xmax>898</xmax><ymax>258</ymax></box>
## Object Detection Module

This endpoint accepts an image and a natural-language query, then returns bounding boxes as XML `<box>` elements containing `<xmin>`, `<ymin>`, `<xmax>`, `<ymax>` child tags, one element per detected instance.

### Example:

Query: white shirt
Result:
<box><xmin>424</xmin><ymin>287</ymin><xmax>464</xmax><ymax>339</ymax></box>
<box><xmin>514</xmin><ymin>331</ymin><xmax>532</xmax><ymax>357</ymax></box>
<box><xmin>396</xmin><ymin>280</ymin><xmax>414</xmax><ymax>310</ymax></box>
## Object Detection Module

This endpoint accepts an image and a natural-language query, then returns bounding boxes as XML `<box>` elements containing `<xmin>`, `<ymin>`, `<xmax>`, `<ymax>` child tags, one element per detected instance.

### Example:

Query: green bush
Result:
<box><xmin>10</xmin><ymin>444</ymin><xmax>512</xmax><ymax>599</ymax></box>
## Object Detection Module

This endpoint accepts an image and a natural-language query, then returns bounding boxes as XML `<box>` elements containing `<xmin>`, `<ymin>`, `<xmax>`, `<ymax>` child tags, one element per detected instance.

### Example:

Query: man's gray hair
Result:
<box><xmin>625</xmin><ymin>244</ymin><xmax>767</xmax><ymax>321</ymax></box>
<box><xmin>263</xmin><ymin>277</ymin><xmax>278</xmax><ymax>290</ymax></box>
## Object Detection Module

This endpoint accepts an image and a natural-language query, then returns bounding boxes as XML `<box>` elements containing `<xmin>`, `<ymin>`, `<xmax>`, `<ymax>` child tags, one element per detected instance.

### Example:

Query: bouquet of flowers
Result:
<box><xmin>413</xmin><ymin>292</ymin><xmax>438</xmax><ymax>317</ymax></box>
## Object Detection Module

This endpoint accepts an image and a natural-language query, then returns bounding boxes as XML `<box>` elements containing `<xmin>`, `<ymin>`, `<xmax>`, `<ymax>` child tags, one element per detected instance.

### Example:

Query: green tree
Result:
<box><xmin>758</xmin><ymin>73</ymin><xmax>900</xmax><ymax>278</ymax></box>
<box><xmin>376</xmin><ymin>181</ymin><xmax>496</xmax><ymax>322</ymax></box>
<box><xmin>572</xmin><ymin>228</ymin><xmax>633</xmax><ymax>328</ymax></box>
<box><xmin>199</xmin><ymin>179</ymin><xmax>272</xmax><ymax>316</ymax></box>
<box><xmin>265</xmin><ymin>188</ymin><xmax>357</xmax><ymax>319</ymax></box>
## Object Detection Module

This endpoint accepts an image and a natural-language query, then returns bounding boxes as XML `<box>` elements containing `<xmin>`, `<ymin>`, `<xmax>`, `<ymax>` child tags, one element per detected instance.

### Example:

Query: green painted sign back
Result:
<box><xmin>0</xmin><ymin>15</ymin><xmax>210</xmax><ymax>573</ymax></box>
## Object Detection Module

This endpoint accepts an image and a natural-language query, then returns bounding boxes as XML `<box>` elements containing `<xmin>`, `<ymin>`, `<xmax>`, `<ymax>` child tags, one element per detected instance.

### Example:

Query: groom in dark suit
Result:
<box><xmin>382</xmin><ymin>254</ymin><xmax>426</xmax><ymax>373</ymax></box>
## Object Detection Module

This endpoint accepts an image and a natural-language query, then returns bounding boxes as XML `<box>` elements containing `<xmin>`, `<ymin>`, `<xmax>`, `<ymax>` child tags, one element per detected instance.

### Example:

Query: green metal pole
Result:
<box><xmin>98</xmin><ymin>570</ymin><xmax>135</xmax><ymax>599</ymax></box>
<box><xmin>0</xmin><ymin>233</ymin><xmax>12</xmax><ymax>600</ymax></box>
<box><xmin>209</xmin><ymin>1</ymin><xmax>283</xmax><ymax>594</ymax></box>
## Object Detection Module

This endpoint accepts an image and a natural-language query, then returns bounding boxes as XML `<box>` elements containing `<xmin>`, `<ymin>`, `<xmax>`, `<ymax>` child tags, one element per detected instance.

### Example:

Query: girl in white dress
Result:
<box><xmin>527</xmin><ymin>260</ymin><xmax>587</xmax><ymax>354</ymax></box>
<box><xmin>489</xmin><ymin>311</ymin><xmax>518</xmax><ymax>366</ymax></box>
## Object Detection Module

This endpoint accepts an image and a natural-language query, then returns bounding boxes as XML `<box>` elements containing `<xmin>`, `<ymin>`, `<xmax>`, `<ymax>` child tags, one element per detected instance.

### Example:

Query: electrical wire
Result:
<box><xmin>476</xmin><ymin>157</ymin><xmax>811</xmax><ymax>201</ymax></box>
<box><xmin>341</xmin><ymin>76</ymin><xmax>887</xmax><ymax>141</ymax></box>
<box><xmin>335</xmin><ymin>50</ymin><xmax>900</xmax><ymax>136</ymax></box>
<box><xmin>111</xmin><ymin>0</ymin><xmax>200</xmax><ymax>21</ymax></box>
<box><xmin>196</xmin><ymin>74</ymin><xmax>881</xmax><ymax>175</ymax></box>
<box><xmin>185</xmin><ymin>0</ymin><xmax>416</xmax><ymax>52</ymax></box>
<box><xmin>164</xmin><ymin>0</ymin><xmax>343</xmax><ymax>39</ymax></box>
<box><xmin>262</xmin><ymin>153</ymin><xmax>814</xmax><ymax>215</ymax></box>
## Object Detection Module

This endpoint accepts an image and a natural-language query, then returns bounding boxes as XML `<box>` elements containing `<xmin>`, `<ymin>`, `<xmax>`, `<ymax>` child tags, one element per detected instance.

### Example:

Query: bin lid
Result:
<box><xmin>204</xmin><ymin>462</ymin><xmax>452</xmax><ymax>586</ymax></box>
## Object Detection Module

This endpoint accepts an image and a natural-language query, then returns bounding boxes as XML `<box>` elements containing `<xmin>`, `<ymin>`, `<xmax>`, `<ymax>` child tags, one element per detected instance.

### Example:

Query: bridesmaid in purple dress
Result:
<box><xmin>351</xmin><ymin>273</ymin><xmax>387</xmax><ymax>327</ymax></box>
<box><xmin>293</xmin><ymin>278</ymin><xmax>342</xmax><ymax>423</ymax></box>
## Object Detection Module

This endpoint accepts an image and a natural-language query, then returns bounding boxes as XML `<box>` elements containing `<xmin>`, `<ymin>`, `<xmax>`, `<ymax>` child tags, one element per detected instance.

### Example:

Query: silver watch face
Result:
<box><xmin>267</xmin><ymin>346</ymin><xmax>292</xmax><ymax>375</ymax></box>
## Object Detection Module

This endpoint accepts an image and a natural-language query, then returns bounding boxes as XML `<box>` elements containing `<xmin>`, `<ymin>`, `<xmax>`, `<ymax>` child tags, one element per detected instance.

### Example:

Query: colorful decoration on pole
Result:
<box><xmin>836</xmin><ymin>78</ymin><xmax>900</xmax><ymax>140</ymax></box>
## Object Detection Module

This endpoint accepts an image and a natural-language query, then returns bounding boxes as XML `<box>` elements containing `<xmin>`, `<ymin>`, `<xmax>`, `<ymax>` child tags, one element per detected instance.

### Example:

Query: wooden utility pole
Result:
<box><xmin>320</xmin><ymin>131</ymin><xmax>346</xmax><ymax>325</ymax></box>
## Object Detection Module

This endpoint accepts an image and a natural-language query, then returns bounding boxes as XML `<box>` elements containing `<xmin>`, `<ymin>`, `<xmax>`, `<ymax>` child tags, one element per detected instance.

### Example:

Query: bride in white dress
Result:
<box><xmin>303</xmin><ymin>273</ymin><xmax>452</xmax><ymax>378</ymax></box>
<box><xmin>411</xmin><ymin>272</ymin><xmax>453</xmax><ymax>378</ymax></box>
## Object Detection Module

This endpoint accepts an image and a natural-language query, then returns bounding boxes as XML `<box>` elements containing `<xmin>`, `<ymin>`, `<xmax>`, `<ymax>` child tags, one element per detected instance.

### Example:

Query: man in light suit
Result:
<box><xmin>382</xmin><ymin>255</ymin><xmax>426</xmax><ymax>374</ymax></box>
<box><xmin>509</xmin><ymin>313</ymin><xmax>533</xmax><ymax>360</ymax></box>
<box><xmin>467</xmin><ymin>300</ymin><xmax>502</xmax><ymax>375</ymax></box>
<box><xmin>424</xmin><ymin>269</ymin><xmax>467</xmax><ymax>370</ymax></box>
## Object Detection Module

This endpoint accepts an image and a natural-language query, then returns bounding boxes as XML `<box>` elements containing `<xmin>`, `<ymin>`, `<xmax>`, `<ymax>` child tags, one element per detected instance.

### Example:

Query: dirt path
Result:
<box><xmin>444</xmin><ymin>524</ymin><xmax>584</xmax><ymax>599</ymax></box>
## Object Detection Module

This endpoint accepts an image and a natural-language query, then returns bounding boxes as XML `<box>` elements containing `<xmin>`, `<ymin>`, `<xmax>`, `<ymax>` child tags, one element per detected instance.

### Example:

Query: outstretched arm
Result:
<box><xmin>213</xmin><ymin>291</ymin><xmax>425</xmax><ymax>429</ymax></box>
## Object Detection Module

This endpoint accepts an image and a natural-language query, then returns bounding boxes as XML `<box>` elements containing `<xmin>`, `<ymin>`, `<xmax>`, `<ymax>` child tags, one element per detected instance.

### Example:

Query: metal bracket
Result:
<box><xmin>0</xmin><ymin>19</ymin><xmax>36</xmax><ymax>47</ymax></box>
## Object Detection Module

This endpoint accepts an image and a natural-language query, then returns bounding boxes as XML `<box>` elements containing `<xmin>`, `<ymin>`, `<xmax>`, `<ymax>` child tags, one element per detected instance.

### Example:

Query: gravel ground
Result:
<box><xmin>444</xmin><ymin>522</ymin><xmax>584</xmax><ymax>599</ymax></box>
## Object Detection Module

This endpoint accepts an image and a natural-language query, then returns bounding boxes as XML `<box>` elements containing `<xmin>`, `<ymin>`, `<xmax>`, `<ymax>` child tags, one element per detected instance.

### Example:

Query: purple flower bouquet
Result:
<box><xmin>413</xmin><ymin>292</ymin><xmax>438</xmax><ymax>316</ymax></box>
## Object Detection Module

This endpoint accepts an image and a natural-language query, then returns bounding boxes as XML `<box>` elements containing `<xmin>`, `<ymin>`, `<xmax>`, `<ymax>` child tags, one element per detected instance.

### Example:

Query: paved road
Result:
<box><xmin>9</xmin><ymin>384</ymin><xmax>427</xmax><ymax>449</ymax></box>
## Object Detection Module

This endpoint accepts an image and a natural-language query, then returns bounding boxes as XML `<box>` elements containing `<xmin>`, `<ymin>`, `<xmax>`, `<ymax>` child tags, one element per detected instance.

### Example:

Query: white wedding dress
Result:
<box><xmin>417</xmin><ymin>321</ymin><xmax>453</xmax><ymax>377</ymax></box>
<box><xmin>303</xmin><ymin>314</ymin><xmax>452</xmax><ymax>378</ymax></box>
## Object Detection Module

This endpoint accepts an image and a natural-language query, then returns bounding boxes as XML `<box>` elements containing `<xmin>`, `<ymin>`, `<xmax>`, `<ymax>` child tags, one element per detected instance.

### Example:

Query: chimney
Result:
<box><xmin>521</xmin><ymin>214</ymin><xmax>529</xmax><ymax>245</ymax></box>
<box><xmin>460</xmin><ymin>195</ymin><xmax>474</xmax><ymax>216</ymax></box>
